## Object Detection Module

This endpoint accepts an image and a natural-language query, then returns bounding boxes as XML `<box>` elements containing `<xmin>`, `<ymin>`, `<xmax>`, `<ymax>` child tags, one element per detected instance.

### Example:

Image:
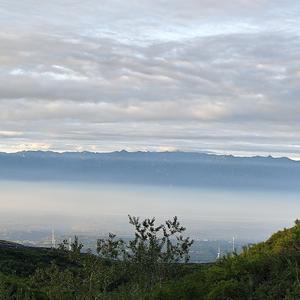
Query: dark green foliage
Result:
<box><xmin>97</xmin><ymin>233</ymin><xmax>125</xmax><ymax>261</ymax></box>
<box><xmin>150</xmin><ymin>220</ymin><xmax>300</xmax><ymax>300</ymax></box>
<box><xmin>3</xmin><ymin>219</ymin><xmax>300</xmax><ymax>299</ymax></box>
<box><xmin>0</xmin><ymin>246</ymin><xmax>77</xmax><ymax>277</ymax></box>
<box><xmin>96</xmin><ymin>215</ymin><xmax>194</xmax><ymax>290</ymax></box>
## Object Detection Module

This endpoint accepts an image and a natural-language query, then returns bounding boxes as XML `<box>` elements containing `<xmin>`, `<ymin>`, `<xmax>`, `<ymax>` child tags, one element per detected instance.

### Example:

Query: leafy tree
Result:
<box><xmin>7</xmin><ymin>216</ymin><xmax>300</xmax><ymax>299</ymax></box>
<box><xmin>69</xmin><ymin>236</ymin><xmax>84</xmax><ymax>263</ymax></box>
<box><xmin>97</xmin><ymin>233</ymin><xmax>126</xmax><ymax>261</ymax></box>
<box><xmin>58</xmin><ymin>236</ymin><xmax>83</xmax><ymax>263</ymax></box>
<box><xmin>97</xmin><ymin>215</ymin><xmax>194</xmax><ymax>289</ymax></box>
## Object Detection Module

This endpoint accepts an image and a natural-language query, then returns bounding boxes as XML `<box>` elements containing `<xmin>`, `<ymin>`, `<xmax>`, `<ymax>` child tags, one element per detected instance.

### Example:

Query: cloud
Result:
<box><xmin>0</xmin><ymin>0</ymin><xmax>300</xmax><ymax>158</ymax></box>
<box><xmin>0</xmin><ymin>131</ymin><xmax>23</xmax><ymax>138</ymax></box>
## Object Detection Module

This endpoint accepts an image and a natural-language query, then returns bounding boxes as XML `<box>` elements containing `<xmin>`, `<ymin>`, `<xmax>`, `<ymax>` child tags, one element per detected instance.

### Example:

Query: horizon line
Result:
<box><xmin>0</xmin><ymin>149</ymin><xmax>298</xmax><ymax>162</ymax></box>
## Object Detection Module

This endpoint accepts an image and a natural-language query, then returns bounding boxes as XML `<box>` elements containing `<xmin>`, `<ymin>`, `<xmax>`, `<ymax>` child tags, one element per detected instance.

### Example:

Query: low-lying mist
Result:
<box><xmin>0</xmin><ymin>180</ymin><xmax>299</xmax><ymax>241</ymax></box>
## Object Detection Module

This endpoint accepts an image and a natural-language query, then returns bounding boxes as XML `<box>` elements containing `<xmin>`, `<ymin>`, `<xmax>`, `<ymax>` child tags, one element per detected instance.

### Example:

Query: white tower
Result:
<box><xmin>51</xmin><ymin>228</ymin><xmax>56</xmax><ymax>248</ymax></box>
<box><xmin>216</xmin><ymin>244</ymin><xmax>221</xmax><ymax>260</ymax></box>
<box><xmin>232</xmin><ymin>236</ymin><xmax>235</xmax><ymax>253</ymax></box>
<box><xmin>68</xmin><ymin>237</ymin><xmax>72</xmax><ymax>251</ymax></box>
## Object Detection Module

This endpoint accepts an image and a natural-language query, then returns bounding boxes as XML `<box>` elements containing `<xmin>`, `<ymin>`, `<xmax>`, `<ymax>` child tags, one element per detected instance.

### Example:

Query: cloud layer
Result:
<box><xmin>0</xmin><ymin>0</ymin><xmax>300</xmax><ymax>158</ymax></box>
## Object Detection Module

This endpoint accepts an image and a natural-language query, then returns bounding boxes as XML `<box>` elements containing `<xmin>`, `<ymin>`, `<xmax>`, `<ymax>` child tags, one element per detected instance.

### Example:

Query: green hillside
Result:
<box><xmin>1</xmin><ymin>219</ymin><xmax>300</xmax><ymax>299</ymax></box>
<box><xmin>152</xmin><ymin>220</ymin><xmax>300</xmax><ymax>300</ymax></box>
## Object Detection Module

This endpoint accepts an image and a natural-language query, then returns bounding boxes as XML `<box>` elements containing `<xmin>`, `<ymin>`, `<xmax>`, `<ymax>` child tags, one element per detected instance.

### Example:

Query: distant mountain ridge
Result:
<box><xmin>0</xmin><ymin>150</ymin><xmax>297</xmax><ymax>163</ymax></box>
<box><xmin>0</xmin><ymin>150</ymin><xmax>299</xmax><ymax>190</ymax></box>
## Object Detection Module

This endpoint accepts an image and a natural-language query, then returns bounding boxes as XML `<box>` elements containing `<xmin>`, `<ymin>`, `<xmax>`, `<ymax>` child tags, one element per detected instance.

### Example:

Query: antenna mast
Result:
<box><xmin>51</xmin><ymin>228</ymin><xmax>56</xmax><ymax>248</ymax></box>
<box><xmin>68</xmin><ymin>237</ymin><xmax>72</xmax><ymax>251</ymax></box>
<box><xmin>216</xmin><ymin>244</ymin><xmax>221</xmax><ymax>260</ymax></box>
<box><xmin>232</xmin><ymin>236</ymin><xmax>235</xmax><ymax>253</ymax></box>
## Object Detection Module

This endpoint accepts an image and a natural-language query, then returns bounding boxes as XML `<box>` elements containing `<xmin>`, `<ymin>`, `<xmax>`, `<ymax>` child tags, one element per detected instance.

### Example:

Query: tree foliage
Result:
<box><xmin>2</xmin><ymin>218</ymin><xmax>300</xmax><ymax>299</ymax></box>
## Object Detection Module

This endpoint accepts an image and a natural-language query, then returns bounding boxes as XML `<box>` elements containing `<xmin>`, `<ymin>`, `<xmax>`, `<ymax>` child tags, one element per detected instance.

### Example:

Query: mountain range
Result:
<box><xmin>0</xmin><ymin>150</ymin><xmax>299</xmax><ymax>190</ymax></box>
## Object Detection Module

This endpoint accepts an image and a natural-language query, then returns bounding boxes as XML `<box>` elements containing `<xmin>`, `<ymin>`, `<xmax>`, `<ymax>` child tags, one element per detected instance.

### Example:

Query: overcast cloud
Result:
<box><xmin>0</xmin><ymin>0</ymin><xmax>300</xmax><ymax>158</ymax></box>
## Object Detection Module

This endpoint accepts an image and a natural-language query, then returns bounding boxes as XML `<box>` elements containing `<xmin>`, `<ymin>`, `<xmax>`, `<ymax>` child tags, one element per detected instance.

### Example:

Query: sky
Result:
<box><xmin>0</xmin><ymin>0</ymin><xmax>300</xmax><ymax>158</ymax></box>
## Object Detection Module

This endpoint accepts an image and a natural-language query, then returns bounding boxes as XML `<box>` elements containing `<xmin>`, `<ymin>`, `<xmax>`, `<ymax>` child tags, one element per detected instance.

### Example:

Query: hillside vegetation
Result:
<box><xmin>1</xmin><ymin>218</ymin><xmax>300</xmax><ymax>299</ymax></box>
